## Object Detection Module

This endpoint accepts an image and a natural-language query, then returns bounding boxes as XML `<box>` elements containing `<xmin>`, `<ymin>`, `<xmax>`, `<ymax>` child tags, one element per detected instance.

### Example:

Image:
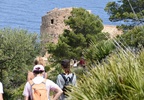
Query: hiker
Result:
<box><xmin>27</xmin><ymin>56</ymin><xmax>48</xmax><ymax>81</ymax></box>
<box><xmin>79</xmin><ymin>56</ymin><xmax>86</xmax><ymax>68</ymax></box>
<box><xmin>56</xmin><ymin>59</ymin><xmax>77</xmax><ymax>100</ymax></box>
<box><xmin>23</xmin><ymin>64</ymin><xmax>63</xmax><ymax>100</ymax></box>
<box><xmin>73</xmin><ymin>59</ymin><xmax>79</xmax><ymax>68</ymax></box>
<box><xmin>0</xmin><ymin>82</ymin><xmax>4</xmax><ymax>100</ymax></box>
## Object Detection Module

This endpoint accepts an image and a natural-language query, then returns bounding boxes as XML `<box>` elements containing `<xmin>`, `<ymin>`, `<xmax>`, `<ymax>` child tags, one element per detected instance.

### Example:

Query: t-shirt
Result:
<box><xmin>56</xmin><ymin>73</ymin><xmax>76</xmax><ymax>100</ymax></box>
<box><xmin>73</xmin><ymin>63</ymin><xmax>77</xmax><ymax>67</ymax></box>
<box><xmin>23</xmin><ymin>76</ymin><xmax>60</xmax><ymax>100</ymax></box>
<box><xmin>0</xmin><ymin>82</ymin><xmax>3</xmax><ymax>94</ymax></box>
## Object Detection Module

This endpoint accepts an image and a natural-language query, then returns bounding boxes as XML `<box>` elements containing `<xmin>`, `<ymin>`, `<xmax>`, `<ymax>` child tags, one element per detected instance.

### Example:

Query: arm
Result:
<box><xmin>24</xmin><ymin>96</ymin><xmax>28</xmax><ymax>100</ymax></box>
<box><xmin>73</xmin><ymin>74</ymin><xmax>77</xmax><ymax>86</ymax></box>
<box><xmin>27</xmin><ymin>71</ymin><xmax>34</xmax><ymax>81</ymax></box>
<box><xmin>23</xmin><ymin>82</ymin><xmax>31</xmax><ymax>100</ymax></box>
<box><xmin>52</xmin><ymin>87</ymin><xmax>63</xmax><ymax>100</ymax></box>
<box><xmin>48</xmin><ymin>79</ymin><xmax>63</xmax><ymax>100</ymax></box>
<box><xmin>0</xmin><ymin>93</ymin><xmax>3</xmax><ymax>100</ymax></box>
<box><xmin>56</xmin><ymin>75</ymin><xmax>63</xmax><ymax>89</ymax></box>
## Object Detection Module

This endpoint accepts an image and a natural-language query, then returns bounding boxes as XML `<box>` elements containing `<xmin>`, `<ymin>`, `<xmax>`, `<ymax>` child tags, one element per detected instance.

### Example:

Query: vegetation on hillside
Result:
<box><xmin>0</xmin><ymin>1</ymin><xmax>144</xmax><ymax>99</ymax></box>
<box><xmin>46</xmin><ymin>8</ymin><xmax>107</xmax><ymax>62</ymax></box>
<box><xmin>68</xmin><ymin>48</ymin><xmax>144</xmax><ymax>100</ymax></box>
<box><xmin>0</xmin><ymin>28</ymin><xmax>40</xmax><ymax>99</ymax></box>
<box><xmin>45</xmin><ymin>6</ymin><xmax>144</xmax><ymax>100</ymax></box>
<box><xmin>117</xmin><ymin>26</ymin><xmax>144</xmax><ymax>49</ymax></box>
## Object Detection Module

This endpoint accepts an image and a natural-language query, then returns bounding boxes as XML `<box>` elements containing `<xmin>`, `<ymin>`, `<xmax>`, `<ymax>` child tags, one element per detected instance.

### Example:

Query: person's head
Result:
<box><xmin>61</xmin><ymin>59</ymin><xmax>70</xmax><ymax>68</ymax></box>
<box><xmin>33</xmin><ymin>65</ymin><xmax>45</xmax><ymax>75</ymax></box>
<box><xmin>61</xmin><ymin>59</ymin><xmax>71</xmax><ymax>73</ymax></box>
<box><xmin>34</xmin><ymin>56</ymin><xmax>46</xmax><ymax>66</ymax></box>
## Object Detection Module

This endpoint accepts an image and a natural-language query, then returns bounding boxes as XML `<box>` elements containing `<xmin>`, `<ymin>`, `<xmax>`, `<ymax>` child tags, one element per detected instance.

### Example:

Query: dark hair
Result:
<box><xmin>61</xmin><ymin>59</ymin><xmax>70</xmax><ymax>68</ymax></box>
<box><xmin>33</xmin><ymin>67</ymin><xmax>44</xmax><ymax>74</ymax></box>
<box><xmin>33</xmin><ymin>70</ymin><xmax>44</xmax><ymax>74</ymax></box>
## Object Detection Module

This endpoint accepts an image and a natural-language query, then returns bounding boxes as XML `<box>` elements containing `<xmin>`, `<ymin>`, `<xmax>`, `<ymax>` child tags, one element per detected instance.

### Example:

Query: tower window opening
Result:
<box><xmin>51</xmin><ymin>19</ymin><xmax>54</xmax><ymax>24</ymax></box>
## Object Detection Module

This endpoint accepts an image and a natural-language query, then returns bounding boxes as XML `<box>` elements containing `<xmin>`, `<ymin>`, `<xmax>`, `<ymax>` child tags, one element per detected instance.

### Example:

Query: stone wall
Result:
<box><xmin>40</xmin><ymin>8</ymin><xmax>72</xmax><ymax>44</ymax></box>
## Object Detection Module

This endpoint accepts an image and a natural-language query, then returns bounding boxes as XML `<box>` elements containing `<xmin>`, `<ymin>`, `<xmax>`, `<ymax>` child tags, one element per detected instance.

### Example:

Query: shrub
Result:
<box><xmin>68</xmin><ymin>48</ymin><xmax>144</xmax><ymax>100</ymax></box>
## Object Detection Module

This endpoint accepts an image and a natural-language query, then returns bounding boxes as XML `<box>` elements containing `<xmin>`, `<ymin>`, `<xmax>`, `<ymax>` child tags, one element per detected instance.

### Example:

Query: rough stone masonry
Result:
<box><xmin>40</xmin><ymin>8</ymin><xmax>72</xmax><ymax>44</ymax></box>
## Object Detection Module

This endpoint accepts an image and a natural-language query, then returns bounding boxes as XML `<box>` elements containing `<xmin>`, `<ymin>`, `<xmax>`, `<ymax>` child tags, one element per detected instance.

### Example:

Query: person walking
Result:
<box><xmin>27</xmin><ymin>56</ymin><xmax>48</xmax><ymax>81</ymax></box>
<box><xmin>79</xmin><ymin>56</ymin><xmax>86</xmax><ymax>68</ymax></box>
<box><xmin>56</xmin><ymin>59</ymin><xmax>77</xmax><ymax>100</ymax></box>
<box><xmin>73</xmin><ymin>59</ymin><xmax>79</xmax><ymax>68</ymax></box>
<box><xmin>0</xmin><ymin>82</ymin><xmax>4</xmax><ymax>100</ymax></box>
<box><xmin>23</xmin><ymin>64</ymin><xmax>63</xmax><ymax>100</ymax></box>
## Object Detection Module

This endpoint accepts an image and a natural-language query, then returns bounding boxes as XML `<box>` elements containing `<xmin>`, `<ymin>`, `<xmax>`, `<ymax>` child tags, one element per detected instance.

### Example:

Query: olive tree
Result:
<box><xmin>0</xmin><ymin>28</ymin><xmax>40</xmax><ymax>99</ymax></box>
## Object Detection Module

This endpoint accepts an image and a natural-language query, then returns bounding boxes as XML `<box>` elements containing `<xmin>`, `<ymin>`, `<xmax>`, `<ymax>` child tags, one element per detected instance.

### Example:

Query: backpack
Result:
<box><xmin>60</xmin><ymin>73</ymin><xmax>74</xmax><ymax>96</ymax></box>
<box><xmin>29</xmin><ymin>79</ymin><xmax>48</xmax><ymax>100</ymax></box>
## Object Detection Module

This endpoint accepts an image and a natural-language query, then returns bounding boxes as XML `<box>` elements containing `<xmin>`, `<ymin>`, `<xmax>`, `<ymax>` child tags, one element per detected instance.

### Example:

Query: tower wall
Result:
<box><xmin>40</xmin><ymin>8</ymin><xmax>72</xmax><ymax>44</ymax></box>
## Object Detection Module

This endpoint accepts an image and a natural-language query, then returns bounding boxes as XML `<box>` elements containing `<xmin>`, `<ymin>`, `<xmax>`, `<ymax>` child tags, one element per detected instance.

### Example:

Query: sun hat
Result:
<box><xmin>33</xmin><ymin>65</ymin><xmax>44</xmax><ymax>72</ymax></box>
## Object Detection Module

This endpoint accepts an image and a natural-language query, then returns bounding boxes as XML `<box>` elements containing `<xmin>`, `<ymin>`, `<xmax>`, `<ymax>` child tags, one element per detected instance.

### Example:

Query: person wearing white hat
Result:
<box><xmin>27</xmin><ymin>56</ymin><xmax>48</xmax><ymax>81</ymax></box>
<box><xmin>23</xmin><ymin>65</ymin><xmax>63</xmax><ymax>100</ymax></box>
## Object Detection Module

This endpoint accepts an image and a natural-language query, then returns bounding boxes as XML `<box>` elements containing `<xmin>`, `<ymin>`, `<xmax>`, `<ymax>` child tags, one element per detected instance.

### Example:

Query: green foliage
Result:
<box><xmin>61</xmin><ymin>30</ymin><xmax>87</xmax><ymax>48</ymax></box>
<box><xmin>47</xmin><ymin>7</ymin><xmax>104</xmax><ymax>61</ymax></box>
<box><xmin>105</xmin><ymin>0</ymin><xmax>144</xmax><ymax>30</ymax></box>
<box><xmin>11</xmin><ymin>83</ymin><xmax>25</xmax><ymax>100</ymax></box>
<box><xmin>68</xmin><ymin>48</ymin><xmax>144</xmax><ymax>100</ymax></box>
<box><xmin>139</xmin><ymin>49</ymin><xmax>144</xmax><ymax>67</ymax></box>
<box><xmin>65</xmin><ymin>8</ymin><xmax>103</xmax><ymax>35</ymax></box>
<box><xmin>47</xmin><ymin>63</ymin><xmax>62</xmax><ymax>82</ymax></box>
<box><xmin>117</xmin><ymin>26</ymin><xmax>144</xmax><ymax>48</ymax></box>
<box><xmin>0</xmin><ymin>28</ymin><xmax>40</xmax><ymax>99</ymax></box>
<box><xmin>85</xmin><ymin>39</ymin><xmax>115</xmax><ymax>64</ymax></box>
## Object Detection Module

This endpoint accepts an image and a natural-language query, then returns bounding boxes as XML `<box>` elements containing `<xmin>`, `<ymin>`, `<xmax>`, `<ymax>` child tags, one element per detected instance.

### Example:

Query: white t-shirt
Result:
<box><xmin>23</xmin><ymin>76</ymin><xmax>60</xmax><ymax>100</ymax></box>
<box><xmin>73</xmin><ymin>63</ymin><xmax>77</xmax><ymax>67</ymax></box>
<box><xmin>0</xmin><ymin>82</ymin><xmax>3</xmax><ymax>94</ymax></box>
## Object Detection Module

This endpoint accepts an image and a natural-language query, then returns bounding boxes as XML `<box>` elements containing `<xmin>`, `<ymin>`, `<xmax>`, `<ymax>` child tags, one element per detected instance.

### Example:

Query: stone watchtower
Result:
<box><xmin>40</xmin><ymin>8</ymin><xmax>72</xmax><ymax>45</ymax></box>
<box><xmin>40</xmin><ymin>7</ymin><xmax>123</xmax><ymax>54</ymax></box>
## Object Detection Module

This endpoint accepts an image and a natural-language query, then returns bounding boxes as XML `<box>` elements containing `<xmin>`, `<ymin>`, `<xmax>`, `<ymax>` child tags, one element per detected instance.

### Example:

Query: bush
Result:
<box><xmin>68</xmin><ymin>48</ymin><xmax>144</xmax><ymax>100</ymax></box>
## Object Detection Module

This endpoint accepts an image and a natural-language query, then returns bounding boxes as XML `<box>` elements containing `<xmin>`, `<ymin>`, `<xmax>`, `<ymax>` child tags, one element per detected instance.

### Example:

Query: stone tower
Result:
<box><xmin>40</xmin><ymin>8</ymin><xmax>72</xmax><ymax>45</ymax></box>
<box><xmin>40</xmin><ymin>7</ymin><xmax>123</xmax><ymax>54</ymax></box>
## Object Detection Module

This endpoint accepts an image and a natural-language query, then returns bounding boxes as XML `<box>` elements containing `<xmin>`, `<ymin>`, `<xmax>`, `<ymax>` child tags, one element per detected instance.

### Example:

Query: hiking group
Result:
<box><xmin>70</xmin><ymin>56</ymin><xmax>86</xmax><ymax>68</ymax></box>
<box><xmin>22</xmin><ymin>56</ymin><xmax>77</xmax><ymax>100</ymax></box>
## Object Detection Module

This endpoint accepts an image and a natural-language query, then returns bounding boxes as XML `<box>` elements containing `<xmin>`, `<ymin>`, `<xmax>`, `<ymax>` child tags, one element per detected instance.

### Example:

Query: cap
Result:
<box><xmin>33</xmin><ymin>65</ymin><xmax>44</xmax><ymax>72</ymax></box>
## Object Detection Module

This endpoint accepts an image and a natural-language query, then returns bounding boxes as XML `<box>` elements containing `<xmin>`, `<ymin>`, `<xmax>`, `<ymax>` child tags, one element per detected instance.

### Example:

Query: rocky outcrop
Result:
<box><xmin>102</xmin><ymin>25</ymin><xmax>123</xmax><ymax>38</ymax></box>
